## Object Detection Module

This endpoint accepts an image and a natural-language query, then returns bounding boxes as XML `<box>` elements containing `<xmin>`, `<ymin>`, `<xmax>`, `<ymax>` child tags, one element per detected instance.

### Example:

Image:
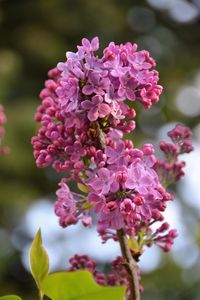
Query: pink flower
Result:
<box><xmin>82</xmin><ymin>72</ymin><xmax>110</xmax><ymax>96</ymax></box>
<box><xmin>120</xmin><ymin>198</ymin><xmax>135</xmax><ymax>215</ymax></box>
<box><xmin>32</xmin><ymin>37</ymin><xmax>194</xmax><ymax>261</ymax></box>
<box><xmin>56</xmin><ymin>77</ymin><xmax>79</xmax><ymax>112</ymax></box>
<box><xmin>82</xmin><ymin>215</ymin><xmax>92</xmax><ymax>227</ymax></box>
<box><xmin>125</xmin><ymin>160</ymin><xmax>157</xmax><ymax>194</ymax></box>
<box><xmin>128</xmin><ymin>51</ymin><xmax>152</xmax><ymax>71</ymax></box>
<box><xmin>88</xmin><ymin>168</ymin><xmax>115</xmax><ymax>195</ymax></box>
<box><xmin>118</xmin><ymin>77</ymin><xmax>137</xmax><ymax>101</ymax></box>
<box><xmin>81</xmin><ymin>37</ymin><xmax>99</xmax><ymax>52</ymax></box>
<box><xmin>105</xmin><ymin>140</ymin><xmax>125</xmax><ymax>164</ymax></box>
<box><xmin>88</xmin><ymin>193</ymin><xmax>107</xmax><ymax>213</ymax></box>
<box><xmin>54</xmin><ymin>180</ymin><xmax>77</xmax><ymax>227</ymax></box>
<box><xmin>81</xmin><ymin>95</ymin><xmax>111</xmax><ymax>122</ymax></box>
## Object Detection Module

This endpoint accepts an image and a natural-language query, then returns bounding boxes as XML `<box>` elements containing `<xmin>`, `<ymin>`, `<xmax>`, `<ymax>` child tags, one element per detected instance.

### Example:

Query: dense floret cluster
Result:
<box><xmin>155</xmin><ymin>124</ymin><xmax>193</xmax><ymax>186</ymax></box>
<box><xmin>32</xmin><ymin>37</ymin><xmax>162</xmax><ymax>173</ymax></box>
<box><xmin>32</xmin><ymin>37</ymin><xmax>193</xmax><ymax>294</ymax></box>
<box><xmin>68</xmin><ymin>254</ymin><xmax>129</xmax><ymax>287</ymax></box>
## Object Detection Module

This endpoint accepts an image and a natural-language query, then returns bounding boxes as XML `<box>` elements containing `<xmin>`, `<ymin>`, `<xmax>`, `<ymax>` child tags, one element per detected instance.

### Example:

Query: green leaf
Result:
<box><xmin>30</xmin><ymin>228</ymin><xmax>49</xmax><ymax>289</ymax></box>
<box><xmin>0</xmin><ymin>296</ymin><xmax>22</xmax><ymax>300</ymax></box>
<box><xmin>128</xmin><ymin>237</ymin><xmax>140</xmax><ymax>253</ymax></box>
<box><xmin>77</xmin><ymin>183</ymin><xmax>89</xmax><ymax>193</ymax></box>
<box><xmin>41</xmin><ymin>270</ymin><xmax>125</xmax><ymax>300</ymax></box>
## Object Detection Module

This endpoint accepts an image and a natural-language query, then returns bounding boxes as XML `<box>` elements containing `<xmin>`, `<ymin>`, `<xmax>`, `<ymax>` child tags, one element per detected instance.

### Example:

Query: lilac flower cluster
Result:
<box><xmin>32</xmin><ymin>37</ymin><xmax>162</xmax><ymax>173</ymax></box>
<box><xmin>68</xmin><ymin>254</ymin><xmax>128</xmax><ymax>287</ymax></box>
<box><xmin>87</xmin><ymin>140</ymin><xmax>168</xmax><ymax>229</ymax></box>
<box><xmin>68</xmin><ymin>254</ymin><xmax>143</xmax><ymax>295</ymax></box>
<box><xmin>53</xmin><ymin>137</ymin><xmax>179</xmax><ymax>252</ymax></box>
<box><xmin>54</xmin><ymin>178</ymin><xmax>92</xmax><ymax>227</ymax></box>
<box><xmin>155</xmin><ymin>124</ymin><xmax>193</xmax><ymax>187</ymax></box>
<box><xmin>0</xmin><ymin>104</ymin><xmax>9</xmax><ymax>156</ymax></box>
<box><xmin>32</xmin><ymin>37</ymin><xmax>193</xmax><ymax>293</ymax></box>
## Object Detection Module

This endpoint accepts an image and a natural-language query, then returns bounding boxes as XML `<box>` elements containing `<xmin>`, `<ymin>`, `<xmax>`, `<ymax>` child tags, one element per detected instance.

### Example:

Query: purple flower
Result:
<box><xmin>56</xmin><ymin>77</ymin><xmax>79</xmax><ymax>112</ymax></box>
<box><xmin>54</xmin><ymin>180</ymin><xmax>77</xmax><ymax>227</ymax></box>
<box><xmin>99</xmin><ymin>210</ymin><xmax>125</xmax><ymax>230</ymax></box>
<box><xmin>58</xmin><ymin>58</ymin><xmax>85</xmax><ymax>79</ymax></box>
<box><xmin>129</xmin><ymin>69</ymin><xmax>150</xmax><ymax>85</ymax></box>
<box><xmin>105</xmin><ymin>140</ymin><xmax>125</xmax><ymax>164</ymax></box>
<box><xmin>65</xmin><ymin>141</ymin><xmax>86</xmax><ymax>162</ymax></box>
<box><xmin>140</xmin><ymin>83</ymin><xmax>163</xmax><ymax>108</ymax></box>
<box><xmin>118</xmin><ymin>76</ymin><xmax>137</xmax><ymax>101</ymax></box>
<box><xmin>82</xmin><ymin>215</ymin><xmax>92</xmax><ymax>227</ymax></box>
<box><xmin>82</xmin><ymin>72</ymin><xmax>110</xmax><ymax>96</ymax></box>
<box><xmin>32</xmin><ymin>37</ymin><xmax>190</xmax><ymax>257</ymax></box>
<box><xmin>125</xmin><ymin>159</ymin><xmax>159</xmax><ymax>195</ymax></box>
<box><xmin>81</xmin><ymin>95</ymin><xmax>111</xmax><ymax>121</ymax></box>
<box><xmin>88</xmin><ymin>193</ymin><xmax>107</xmax><ymax>213</ymax></box>
<box><xmin>120</xmin><ymin>198</ymin><xmax>135</xmax><ymax>215</ymax></box>
<box><xmin>104</xmin><ymin>93</ymin><xmax>124</xmax><ymax>120</ymax></box>
<box><xmin>168</xmin><ymin>124</ymin><xmax>192</xmax><ymax>143</ymax></box>
<box><xmin>81</xmin><ymin>37</ymin><xmax>99</xmax><ymax>52</ymax></box>
<box><xmin>104</xmin><ymin>56</ymin><xmax>130</xmax><ymax>78</ymax></box>
<box><xmin>107</xmin><ymin>128</ymin><xmax>123</xmax><ymax>141</ymax></box>
<box><xmin>128</xmin><ymin>51</ymin><xmax>152</xmax><ymax>71</ymax></box>
<box><xmin>88</xmin><ymin>168</ymin><xmax>115</xmax><ymax>195</ymax></box>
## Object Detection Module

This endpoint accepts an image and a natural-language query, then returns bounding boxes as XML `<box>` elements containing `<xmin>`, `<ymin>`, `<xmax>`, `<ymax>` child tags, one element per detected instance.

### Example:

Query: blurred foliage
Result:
<box><xmin>0</xmin><ymin>0</ymin><xmax>200</xmax><ymax>299</ymax></box>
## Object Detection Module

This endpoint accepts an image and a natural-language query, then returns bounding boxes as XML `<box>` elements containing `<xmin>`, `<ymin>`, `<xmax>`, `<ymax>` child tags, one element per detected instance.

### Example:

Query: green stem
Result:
<box><xmin>117</xmin><ymin>229</ymin><xmax>140</xmax><ymax>300</ymax></box>
<box><xmin>39</xmin><ymin>290</ymin><xmax>43</xmax><ymax>300</ymax></box>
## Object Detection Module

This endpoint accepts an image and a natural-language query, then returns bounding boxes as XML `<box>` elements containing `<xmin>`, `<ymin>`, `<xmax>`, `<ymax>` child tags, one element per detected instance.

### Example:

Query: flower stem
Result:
<box><xmin>39</xmin><ymin>290</ymin><xmax>43</xmax><ymax>300</ymax></box>
<box><xmin>117</xmin><ymin>229</ymin><xmax>140</xmax><ymax>300</ymax></box>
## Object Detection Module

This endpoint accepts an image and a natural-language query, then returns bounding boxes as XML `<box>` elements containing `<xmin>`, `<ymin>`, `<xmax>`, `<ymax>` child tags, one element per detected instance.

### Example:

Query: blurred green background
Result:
<box><xmin>0</xmin><ymin>0</ymin><xmax>200</xmax><ymax>299</ymax></box>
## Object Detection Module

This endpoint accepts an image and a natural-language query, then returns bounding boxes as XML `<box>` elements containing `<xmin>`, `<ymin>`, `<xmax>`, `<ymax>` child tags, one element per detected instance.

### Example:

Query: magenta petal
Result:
<box><xmin>110</xmin><ymin>181</ymin><xmax>119</xmax><ymax>193</ymax></box>
<box><xmin>56</xmin><ymin>87</ymin><xmax>64</xmax><ymax>98</ymax></box>
<box><xmin>125</xmin><ymin>179</ymin><xmax>135</xmax><ymax>190</ymax></box>
<box><xmin>82</xmin><ymin>215</ymin><xmax>92</xmax><ymax>226</ymax></box>
<box><xmin>137</xmin><ymin>185</ymin><xmax>148</xmax><ymax>194</ymax></box>
<box><xmin>57</xmin><ymin>62</ymin><xmax>66</xmax><ymax>72</ymax></box>
<box><xmin>88</xmin><ymin>192</ymin><xmax>101</xmax><ymax>204</ymax></box>
<box><xmin>82</xmin><ymin>38</ymin><xmax>90</xmax><ymax>48</ymax></box>
<box><xmin>88</xmin><ymin>107</ymin><xmax>99</xmax><ymax>121</ymax></box>
<box><xmin>141</xmin><ymin>205</ymin><xmax>151</xmax><ymax>218</ymax></box>
<box><xmin>91</xmin><ymin>37</ymin><xmax>99</xmax><ymax>51</ymax></box>
<box><xmin>116</xmin><ymin>141</ymin><xmax>125</xmax><ymax>153</ymax></box>
<box><xmin>118</xmin><ymin>85</ymin><xmax>125</xmax><ymax>98</ymax></box>
<box><xmin>65</xmin><ymin>117</ymin><xmax>75</xmax><ymax>128</ymax></box>
<box><xmin>98</xmin><ymin>168</ymin><xmax>110</xmax><ymax>178</ymax></box>
<box><xmin>126</xmin><ymin>89</ymin><xmax>136</xmax><ymax>101</ymax></box>
<box><xmin>131</xmin><ymin>166</ymin><xmax>141</xmax><ymax>179</ymax></box>
<box><xmin>111</xmin><ymin>69</ymin><xmax>120</xmax><ymax>77</ymax></box>
<box><xmin>141</xmin><ymin>175</ymin><xmax>152</xmax><ymax>185</ymax></box>
<box><xmin>66</xmin><ymin>101</ymin><xmax>77</xmax><ymax>112</ymax></box>
<box><xmin>105</xmin><ymin>146</ymin><xmax>114</xmax><ymax>155</ymax></box>
<box><xmin>89</xmin><ymin>72</ymin><xmax>100</xmax><ymax>85</ymax></box>
<box><xmin>102</xmin><ymin>184</ymin><xmax>111</xmax><ymax>195</ymax></box>
<box><xmin>99</xmin><ymin>103</ymin><xmax>111</xmax><ymax>117</ymax></box>
<box><xmin>81</xmin><ymin>100</ymin><xmax>94</xmax><ymax>110</ymax></box>
<box><xmin>82</xmin><ymin>84</ymin><xmax>94</xmax><ymax>95</ymax></box>
<box><xmin>92</xmin><ymin>95</ymin><xmax>102</xmax><ymax>105</ymax></box>
<box><xmin>89</xmin><ymin>178</ymin><xmax>104</xmax><ymax>191</ymax></box>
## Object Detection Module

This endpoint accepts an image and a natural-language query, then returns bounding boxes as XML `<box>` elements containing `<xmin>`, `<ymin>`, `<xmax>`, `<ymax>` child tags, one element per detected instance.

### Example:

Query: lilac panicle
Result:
<box><xmin>155</xmin><ymin>124</ymin><xmax>193</xmax><ymax>187</ymax></box>
<box><xmin>32</xmin><ymin>37</ymin><xmax>193</xmax><ymax>286</ymax></box>
<box><xmin>67</xmin><ymin>254</ymin><xmax>129</xmax><ymax>287</ymax></box>
<box><xmin>67</xmin><ymin>254</ymin><xmax>143</xmax><ymax>294</ymax></box>
<box><xmin>32</xmin><ymin>37</ymin><xmax>162</xmax><ymax>173</ymax></box>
